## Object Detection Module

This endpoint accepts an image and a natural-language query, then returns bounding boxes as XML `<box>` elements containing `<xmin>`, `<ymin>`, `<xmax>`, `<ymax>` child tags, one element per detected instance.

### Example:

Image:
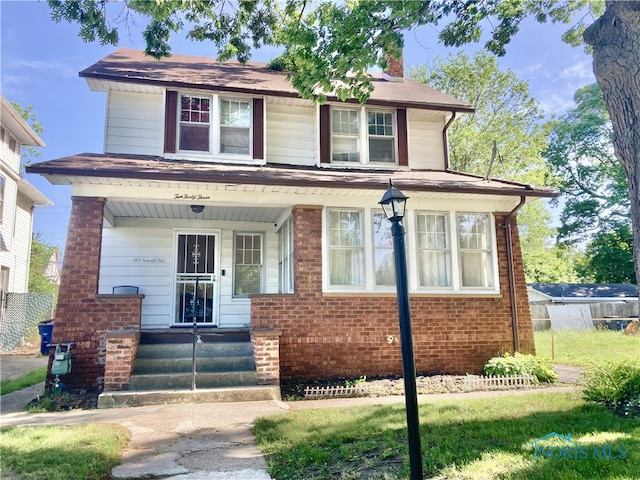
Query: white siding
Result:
<box><xmin>99</xmin><ymin>220</ymin><xmax>279</xmax><ymax>329</ymax></box>
<box><xmin>10</xmin><ymin>195</ymin><xmax>34</xmax><ymax>292</ymax></box>
<box><xmin>105</xmin><ymin>91</ymin><xmax>164</xmax><ymax>156</ymax></box>
<box><xmin>266</xmin><ymin>103</ymin><xmax>317</xmax><ymax>166</ymax></box>
<box><xmin>408</xmin><ymin>110</ymin><xmax>445</xmax><ymax>170</ymax></box>
<box><xmin>0</xmin><ymin>138</ymin><xmax>20</xmax><ymax>174</ymax></box>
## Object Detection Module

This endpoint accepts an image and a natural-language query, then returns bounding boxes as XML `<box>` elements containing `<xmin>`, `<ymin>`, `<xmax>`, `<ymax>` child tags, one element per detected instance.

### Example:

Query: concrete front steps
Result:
<box><xmin>98</xmin><ymin>329</ymin><xmax>281</xmax><ymax>408</ymax></box>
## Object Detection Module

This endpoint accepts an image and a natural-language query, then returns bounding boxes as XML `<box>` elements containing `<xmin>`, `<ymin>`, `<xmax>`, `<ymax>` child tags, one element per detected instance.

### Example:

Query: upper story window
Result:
<box><xmin>166</xmin><ymin>91</ymin><xmax>263</xmax><ymax>161</ymax></box>
<box><xmin>179</xmin><ymin>95</ymin><xmax>211</xmax><ymax>152</ymax></box>
<box><xmin>220</xmin><ymin>99</ymin><xmax>250</xmax><ymax>154</ymax></box>
<box><xmin>330</xmin><ymin>107</ymin><xmax>396</xmax><ymax>164</ymax></box>
<box><xmin>320</xmin><ymin>105</ymin><xmax>407</xmax><ymax>167</ymax></box>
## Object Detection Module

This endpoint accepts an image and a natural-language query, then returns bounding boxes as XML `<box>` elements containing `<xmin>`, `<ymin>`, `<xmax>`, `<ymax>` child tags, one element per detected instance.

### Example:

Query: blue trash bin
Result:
<box><xmin>38</xmin><ymin>321</ymin><xmax>54</xmax><ymax>355</ymax></box>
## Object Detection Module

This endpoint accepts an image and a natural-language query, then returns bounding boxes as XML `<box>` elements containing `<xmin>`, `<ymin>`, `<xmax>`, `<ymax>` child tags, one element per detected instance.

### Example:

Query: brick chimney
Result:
<box><xmin>383</xmin><ymin>52</ymin><xmax>404</xmax><ymax>82</ymax></box>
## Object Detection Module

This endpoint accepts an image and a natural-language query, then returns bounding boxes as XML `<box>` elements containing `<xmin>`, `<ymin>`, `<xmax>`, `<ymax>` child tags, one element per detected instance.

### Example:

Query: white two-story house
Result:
<box><xmin>28</xmin><ymin>49</ymin><xmax>554</xmax><ymax>401</ymax></box>
<box><xmin>1</xmin><ymin>95</ymin><xmax>51</xmax><ymax>318</ymax></box>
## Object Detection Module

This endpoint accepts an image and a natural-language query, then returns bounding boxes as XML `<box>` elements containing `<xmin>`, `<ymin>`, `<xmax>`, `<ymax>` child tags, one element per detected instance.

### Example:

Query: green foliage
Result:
<box><xmin>576</xmin><ymin>225</ymin><xmax>636</xmax><ymax>283</ymax></box>
<box><xmin>0</xmin><ymin>423</ymin><xmax>129</xmax><ymax>480</ymax></box>
<box><xmin>47</xmin><ymin>1</ymin><xmax>589</xmax><ymax>104</ymax></box>
<box><xmin>28</xmin><ymin>233</ymin><xmax>59</xmax><ymax>295</ymax></box>
<box><xmin>0</xmin><ymin>367</ymin><xmax>46</xmax><ymax>396</ymax></box>
<box><xmin>518</xmin><ymin>202</ymin><xmax>580</xmax><ymax>283</ymax></box>
<box><xmin>408</xmin><ymin>53</ymin><xmax>577</xmax><ymax>282</ymax></box>
<box><xmin>9</xmin><ymin>101</ymin><xmax>44</xmax><ymax>171</ymax></box>
<box><xmin>544</xmin><ymin>84</ymin><xmax>630</xmax><ymax>245</ymax></box>
<box><xmin>408</xmin><ymin>51</ymin><xmax>551</xmax><ymax>185</ymax></box>
<box><xmin>483</xmin><ymin>352</ymin><xmax>559</xmax><ymax>384</ymax></box>
<box><xmin>582</xmin><ymin>358</ymin><xmax>640</xmax><ymax>417</ymax></box>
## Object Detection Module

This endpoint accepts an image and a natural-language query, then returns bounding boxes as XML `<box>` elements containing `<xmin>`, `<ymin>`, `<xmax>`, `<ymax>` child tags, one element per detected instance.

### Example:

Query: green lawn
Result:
<box><xmin>0</xmin><ymin>366</ymin><xmax>46</xmax><ymax>395</ymax></box>
<box><xmin>534</xmin><ymin>329</ymin><xmax>640</xmax><ymax>366</ymax></box>
<box><xmin>0</xmin><ymin>423</ymin><xmax>130</xmax><ymax>480</ymax></box>
<box><xmin>255</xmin><ymin>391</ymin><xmax>640</xmax><ymax>479</ymax></box>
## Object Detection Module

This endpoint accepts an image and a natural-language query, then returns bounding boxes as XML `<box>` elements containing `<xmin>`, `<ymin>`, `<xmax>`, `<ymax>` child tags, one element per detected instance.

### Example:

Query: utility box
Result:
<box><xmin>37</xmin><ymin>321</ymin><xmax>54</xmax><ymax>355</ymax></box>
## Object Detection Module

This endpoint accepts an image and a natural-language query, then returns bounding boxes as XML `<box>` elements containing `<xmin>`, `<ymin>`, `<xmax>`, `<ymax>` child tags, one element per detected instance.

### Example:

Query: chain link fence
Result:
<box><xmin>0</xmin><ymin>292</ymin><xmax>55</xmax><ymax>352</ymax></box>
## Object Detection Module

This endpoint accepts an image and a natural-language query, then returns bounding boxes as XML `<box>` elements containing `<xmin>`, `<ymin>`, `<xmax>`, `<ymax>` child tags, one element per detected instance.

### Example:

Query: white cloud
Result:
<box><xmin>8</xmin><ymin>58</ymin><xmax>78</xmax><ymax>78</ymax></box>
<box><xmin>560</xmin><ymin>59</ymin><xmax>593</xmax><ymax>81</ymax></box>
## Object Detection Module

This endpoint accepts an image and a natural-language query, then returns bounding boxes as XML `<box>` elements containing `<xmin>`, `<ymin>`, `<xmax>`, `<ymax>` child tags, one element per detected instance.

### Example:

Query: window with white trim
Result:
<box><xmin>179</xmin><ymin>94</ymin><xmax>211</xmax><ymax>152</ymax></box>
<box><xmin>416</xmin><ymin>212</ymin><xmax>451</xmax><ymax>287</ymax></box>
<box><xmin>457</xmin><ymin>213</ymin><xmax>494</xmax><ymax>288</ymax></box>
<box><xmin>220</xmin><ymin>98</ymin><xmax>251</xmax><ymax>154</ymax></box>
<box><xmin>278</xmin><ymin>217</ymin><xmax>294</xmax><ymax>293</ymax></box>
<box><xmin>331</xmin><ymin>107</ymin><xmax>396</xmax><ymax>164</ymax></box>
<box><xmin>233</xmin><ymin>233</ymin><xmax>263</xmax><ymax>296</ymax></box>
<box><xmin>177</xmin><ymin>94</ymin><xmax>252</xmax><ymax>156</ymax></box>
<box><xmin>372</xmin><ymin>211</ymin><xmax>395</xmax><ymax>286</ymax></box>
<box><xmin>328</xmin><ymin>209</ymin><xmax>364</xmax><ymax>287</ymax></box>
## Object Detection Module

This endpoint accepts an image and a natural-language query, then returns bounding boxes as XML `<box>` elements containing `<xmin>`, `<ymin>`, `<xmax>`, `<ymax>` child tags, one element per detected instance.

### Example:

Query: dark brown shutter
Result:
<box><xmin>252</xmin><ymin>97</ymin><xmax>264</xmax><ymax>160</ymax></box>
<box><xmin>164</xmin><ymin>90</ymin><xmax>177</xmax><ymax>154</ymax></box>
<box><xmin>397</xmin><ymin>108</ymin><xmax>408</xmax><ymax>167</ymax></box>
<box><xmin>319</xmin><ymin>104</ymin><xmax>331</xmax><ymax>164</ymax></box>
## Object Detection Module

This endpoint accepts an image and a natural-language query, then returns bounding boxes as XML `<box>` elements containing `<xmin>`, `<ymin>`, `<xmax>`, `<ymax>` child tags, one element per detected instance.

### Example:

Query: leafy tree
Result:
<box><xmin>408</xmin><ymin>51</ymin><xmax>550</xmax><ymax>184</ymax></box>
<box><xmin>544</xmin><ymin>83</ymin><xmax>630</xmax><ymax>245</ymax></box>
<box><xmin>28</xmin><ymin>234</ymin><xmax>59</xmax><ymax>296</ymax></box>
<box><xmin>576</xmin><ymin>225</ymin><xmax>636</xmax><ymax>283</ymax></box>
<box><xmin>47</xmin><ymin>0</ymin><xmax>639</xmax><ymax>282</ymax></box>
<box><xmin>10</xmin><ymin>102</ymin><xmax>44</xmax><ymax>173</ymax></box>
<box><xmin>518</xmin><ymin>202</ymin><xmax>580</xmax><ymax>283</ymax></box>
<box><xmin>409</xmin><ymin>52</ymin><xmax>575</xmax><ymax>282</ymax></box>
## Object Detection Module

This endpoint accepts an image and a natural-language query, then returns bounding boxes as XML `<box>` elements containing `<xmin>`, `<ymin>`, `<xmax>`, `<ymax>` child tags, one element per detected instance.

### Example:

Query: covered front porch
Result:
<box><xmin>49</xmin><ymin>192</ymin><xmax>285</xmax><ymax>397</ymax></box>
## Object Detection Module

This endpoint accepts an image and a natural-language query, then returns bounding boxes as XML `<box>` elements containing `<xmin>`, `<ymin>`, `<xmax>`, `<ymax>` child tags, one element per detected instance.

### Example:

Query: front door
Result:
<box><xmin>174</xmin><ymin>233</ymin><xmax>218</xmax><ymax>326</ymax></box>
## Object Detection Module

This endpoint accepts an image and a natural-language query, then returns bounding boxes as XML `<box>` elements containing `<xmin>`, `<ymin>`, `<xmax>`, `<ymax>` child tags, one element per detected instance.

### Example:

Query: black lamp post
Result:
<box><xmin>379</xmin><ymin>180</ymin><xmax>423</xmax><ymax>480</ymax></box>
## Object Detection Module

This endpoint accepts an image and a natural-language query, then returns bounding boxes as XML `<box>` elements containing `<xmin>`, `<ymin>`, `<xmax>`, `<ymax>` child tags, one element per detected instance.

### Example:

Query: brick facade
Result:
<box><xmin>251</xmin><ymin>206</ymin><xmax>535</xmax><ymax>381</ymax></box>
<box><xmin>48</xmin><ymin>197</ymin><xmax>143</xmax><ymax>390</ymax></box>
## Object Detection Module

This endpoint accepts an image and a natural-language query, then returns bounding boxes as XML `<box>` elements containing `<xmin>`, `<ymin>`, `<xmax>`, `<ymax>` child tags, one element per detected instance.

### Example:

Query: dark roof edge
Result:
<box><xmin>27</xmin><ymin>162</ymin><xmax>557</xmax><ymax>199</ymax></box>
<box><xmin>79</xmin><ymin>72</ymin><xmax>475</xmax><ymax>113</ymax></box>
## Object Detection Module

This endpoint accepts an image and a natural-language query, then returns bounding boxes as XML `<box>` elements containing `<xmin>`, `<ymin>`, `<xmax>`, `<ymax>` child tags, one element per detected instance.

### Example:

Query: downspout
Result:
<box><xmin>442</xmin><ymin>112</ymin><xmax>456</xmax><ymax>171</ymax></box>
<box><xmin>505</xmin><ymin>196</ymin><xmax>526</xmax><ymax>352</ymax></box>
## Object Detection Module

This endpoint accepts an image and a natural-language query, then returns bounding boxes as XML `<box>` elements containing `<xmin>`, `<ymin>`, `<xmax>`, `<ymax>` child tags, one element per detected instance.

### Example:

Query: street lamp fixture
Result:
<box><xmin>379</xmin><ymin>179</ymin><xmax>423</xmax><ymax>480</ymax></box>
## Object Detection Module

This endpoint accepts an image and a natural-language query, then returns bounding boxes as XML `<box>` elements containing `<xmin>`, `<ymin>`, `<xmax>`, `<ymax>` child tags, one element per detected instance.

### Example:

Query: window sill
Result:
<box><xmin>322</xmin><ymin>290</ymin><xmax>502</xmax><ymax>298</ymax></box>
<box><xmin>165</xmin><ymin>153</ymin><xmax>265</xmax><ymax>165</ymax></box>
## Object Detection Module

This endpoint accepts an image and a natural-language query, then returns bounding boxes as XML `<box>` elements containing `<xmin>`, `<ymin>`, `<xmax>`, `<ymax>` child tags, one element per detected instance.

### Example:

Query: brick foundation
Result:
<box><xmin>250</xmin><ymin>328</ymin><xmax>282</xmax><ymax>385</ymax></box>
<box><xmin>251</xmin><ymin>206</ymin><xmax>535</xmax><ymax>381</ymax></box>
<box><xmin>104</xmin><ymin>331</ymin><xmax>140</xmax><ymax>391</ymax></box>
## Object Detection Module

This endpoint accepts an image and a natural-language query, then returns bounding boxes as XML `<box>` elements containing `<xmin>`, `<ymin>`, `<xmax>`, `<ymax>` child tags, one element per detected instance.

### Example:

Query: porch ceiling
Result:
<box><xmin>106</xmin><ymin>201</ymin><xmax>284</xmax><ymax>223</ymax></box>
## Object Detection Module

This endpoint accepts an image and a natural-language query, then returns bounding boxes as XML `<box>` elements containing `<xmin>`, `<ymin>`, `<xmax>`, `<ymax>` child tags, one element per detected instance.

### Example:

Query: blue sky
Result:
<box><xmin>1</xmin><ymin>1</ymin><xmax>596</xmax><ymax>257</ymax></box>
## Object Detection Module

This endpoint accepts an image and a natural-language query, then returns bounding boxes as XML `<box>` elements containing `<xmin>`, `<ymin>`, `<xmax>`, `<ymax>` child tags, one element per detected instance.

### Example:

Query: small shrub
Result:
<box><xmin>483</xmin><ymin>352</ymin><xmax>559</xmax><ymax>383</ymax></box>
<box><xmin>582</xmin><ymin>358</ymin><xmax>640</xmax><ymax>417</ymax></box>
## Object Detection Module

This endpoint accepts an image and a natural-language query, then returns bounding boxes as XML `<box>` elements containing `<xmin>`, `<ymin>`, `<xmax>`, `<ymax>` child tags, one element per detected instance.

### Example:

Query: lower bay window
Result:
<box><xmin>326</xmin><ymin>208</ymin><xmax>497</xmax><ymax>292</ymax></box>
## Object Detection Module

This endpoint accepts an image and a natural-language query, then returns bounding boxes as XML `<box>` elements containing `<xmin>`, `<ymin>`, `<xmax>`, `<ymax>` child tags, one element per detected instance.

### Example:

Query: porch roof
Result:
<box><xmin>27</xmin><ymin>153</ymin><xmax>557</xmax><ymax>199</ymax></box>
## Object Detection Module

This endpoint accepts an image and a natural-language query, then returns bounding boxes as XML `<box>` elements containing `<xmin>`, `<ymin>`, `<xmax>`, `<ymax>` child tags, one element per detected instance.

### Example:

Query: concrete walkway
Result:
<box><xmin>0</xmin><ymin>355</ymin><xmax>584</xmax><ymax>480</ymax></box>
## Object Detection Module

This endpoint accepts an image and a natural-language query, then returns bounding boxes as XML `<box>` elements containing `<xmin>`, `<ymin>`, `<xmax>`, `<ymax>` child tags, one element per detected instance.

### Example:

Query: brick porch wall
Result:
<box><xmin>251</xmin><ymin>206</ymin><xmax>535</xmax><ymax>381</ymax></box>
<box><xmin>48</xmin><ymin>197</ymin><xmax>143</xmax><ymax>390</ymax></box>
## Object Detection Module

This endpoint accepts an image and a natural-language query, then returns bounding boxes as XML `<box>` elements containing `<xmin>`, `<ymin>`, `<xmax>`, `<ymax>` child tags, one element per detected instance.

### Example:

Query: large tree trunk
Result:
<box><xmin>584</xmin><ymin>1</ymin><xmax>640</xmax><ymax>284</ymax></box>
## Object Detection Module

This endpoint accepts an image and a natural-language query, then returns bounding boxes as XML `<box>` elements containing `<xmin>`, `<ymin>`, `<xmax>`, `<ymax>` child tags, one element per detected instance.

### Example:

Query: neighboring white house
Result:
<box><xmin>0</xmin><ymin>94</ymin><xmax>52</xmax><ymax>296</ymax></box>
